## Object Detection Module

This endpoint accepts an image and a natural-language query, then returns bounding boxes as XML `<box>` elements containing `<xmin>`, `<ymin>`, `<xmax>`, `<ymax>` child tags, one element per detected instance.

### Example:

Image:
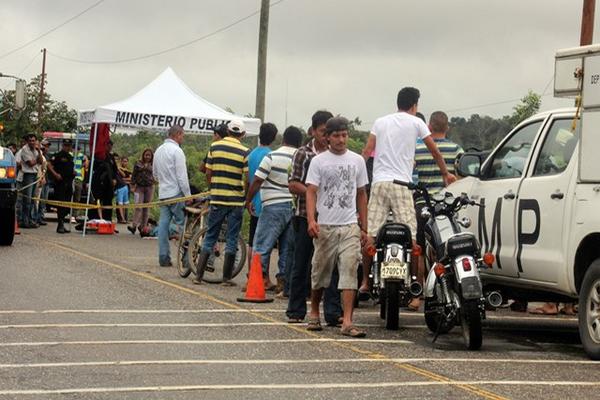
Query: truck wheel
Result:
<box><xmin>0</xmin><ymin>209</ymin><xmax>15</xmax><ymax>246</ymax></box>
<box><xmin>579</xmin><ymin>259</ymin><xmax>600</xmax><ymax>360</ymax></box>
<box><xmin>384</xmin><ymin>281</ymin><xmax>400</xmax><ymax>330</ymax></box>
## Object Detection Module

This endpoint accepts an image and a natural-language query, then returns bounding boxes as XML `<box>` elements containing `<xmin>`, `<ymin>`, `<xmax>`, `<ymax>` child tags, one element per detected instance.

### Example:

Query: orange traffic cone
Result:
<box><xmin>237</xmin><ymin>253</ymin><xmax>274</xmax><ymax>303</ymax></box>
<box><xmin>14</xmin><ymin>220</ymin><xmax>20</xmax><ymax>235</ymax></box>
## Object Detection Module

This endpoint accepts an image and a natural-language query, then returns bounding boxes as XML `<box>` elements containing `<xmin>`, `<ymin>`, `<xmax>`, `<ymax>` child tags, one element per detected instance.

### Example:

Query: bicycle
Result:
<box><xmin>177</xmin><ymin>198</ymin><xmax>246</xmax><ymax>283</ymax></box>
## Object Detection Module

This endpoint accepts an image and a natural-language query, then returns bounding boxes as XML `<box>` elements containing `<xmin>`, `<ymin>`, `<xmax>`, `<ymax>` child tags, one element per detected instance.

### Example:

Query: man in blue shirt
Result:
<box><xmin>246</xmin><ymin>123</ymin><xmax>278</xmax><ymax>289</ymax></box>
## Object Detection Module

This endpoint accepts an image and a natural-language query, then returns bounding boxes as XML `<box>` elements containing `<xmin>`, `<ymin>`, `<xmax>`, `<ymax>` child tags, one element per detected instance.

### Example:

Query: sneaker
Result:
<box><xmin>127</xmin><ymin>225</ymin><xmax>136</xmax><ymax>234</ymax></box>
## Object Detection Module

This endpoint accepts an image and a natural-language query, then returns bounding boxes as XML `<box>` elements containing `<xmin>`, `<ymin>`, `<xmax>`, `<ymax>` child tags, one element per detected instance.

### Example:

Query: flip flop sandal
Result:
<box><xmin>306</xmin><ymin>318</ymin><xmax>323</xmax><ymax>331</ymax></box>
<box><xmin>341</xmin><ymin>325</ymin><xmax>366</xmax><ymax>338</ymax></box>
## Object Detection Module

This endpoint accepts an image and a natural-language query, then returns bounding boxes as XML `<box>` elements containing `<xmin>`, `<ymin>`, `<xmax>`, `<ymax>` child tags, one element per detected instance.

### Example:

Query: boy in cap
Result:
<box><xmin>305</xmin><ymin>116</ymin><xmax>369</xmax><ymax>337</ymax></box>
<box><xmin>194</xmin><ymin>119</ymin><xmax>249</xmax><ymax>286</ymax></box>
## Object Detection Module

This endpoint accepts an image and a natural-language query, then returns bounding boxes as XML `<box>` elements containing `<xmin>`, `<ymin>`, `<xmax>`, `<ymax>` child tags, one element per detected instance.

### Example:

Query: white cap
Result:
<box><xmin>227</xmin><ymin>119</ymin><xmax>245</xmax><ymax>134</ymax></box>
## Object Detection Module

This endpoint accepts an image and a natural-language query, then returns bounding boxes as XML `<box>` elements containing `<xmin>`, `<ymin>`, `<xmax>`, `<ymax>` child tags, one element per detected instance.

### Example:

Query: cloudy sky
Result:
<box><xmin>0</xmin><ymin>0</ymin><xmax>594</xmax><ymax>131</ymax></box>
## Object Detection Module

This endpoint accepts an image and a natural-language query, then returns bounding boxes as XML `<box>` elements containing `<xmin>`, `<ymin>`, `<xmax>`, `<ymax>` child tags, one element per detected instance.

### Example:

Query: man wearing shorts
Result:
<box><xmin>362</xmin><ymin>87</ymin><xmax>456</xmax><ymax>310</ymax></box>
<box><xmin>306</xmin><ymin>116</ymin><xmax>369</xmax><ymax>337</ymax></box>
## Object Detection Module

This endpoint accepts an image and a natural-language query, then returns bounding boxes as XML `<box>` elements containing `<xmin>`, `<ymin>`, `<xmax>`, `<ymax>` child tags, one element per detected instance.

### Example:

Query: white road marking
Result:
<box><xmin>0</xmin><ymin>309</ymin><xmax>578</xmax><ymax>322</ymax></box>
<box><xmin>0</xmin><ymin>357</ymin><xmax>597</xmax><ymax>369</ymax></box>
<box><xmin>0</xmin><ymin>381</ymin><xmax>599</xmax><ymax>395</ymax></box>
<box><xmin>0</xmin><ymin>322</ymin><xmax>389</xmax><ymax>329</ymax></box>
<box><xmin>0</xmin><ymin>338</ymin><xmax>414</xmax><ymax>347</ymax></box>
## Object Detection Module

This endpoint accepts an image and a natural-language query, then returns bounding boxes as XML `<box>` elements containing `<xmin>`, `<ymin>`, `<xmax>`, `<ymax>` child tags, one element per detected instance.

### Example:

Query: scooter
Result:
<box><xmin>398</xmin><ymin>180</ymin><xmax>494</xmax><ymax>350</ymax></box>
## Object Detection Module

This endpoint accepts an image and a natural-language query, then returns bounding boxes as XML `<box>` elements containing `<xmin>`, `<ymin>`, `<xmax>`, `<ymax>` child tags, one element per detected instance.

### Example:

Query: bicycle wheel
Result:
<box><xmin>177</xmin><ymin>216</ymin><xmax>191</xmax><ymax>278</ymax></box>
<box><xmin>186</xmin><ymin>225</ymin><xmax>205</xmax><ymax>279</ymax></box>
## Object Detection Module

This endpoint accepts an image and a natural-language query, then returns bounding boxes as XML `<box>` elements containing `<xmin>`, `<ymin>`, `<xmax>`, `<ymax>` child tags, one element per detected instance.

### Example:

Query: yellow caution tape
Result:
<box><xmin>19</xmin><ymin>192</ymin><xmax>210</xmax><ymax>210</ymax></box>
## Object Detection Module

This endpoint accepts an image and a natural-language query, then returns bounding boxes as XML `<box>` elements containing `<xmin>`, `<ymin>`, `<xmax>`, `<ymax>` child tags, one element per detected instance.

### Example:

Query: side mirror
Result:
<box><xmin>14</xmin><ymin>79</ymin><xmax>26</xmax><ymax>110</ymax></box>
<box><xmin>457</xmin><ymin>154</ymin><xmax>482</xmax><ymax>178</ymax></box>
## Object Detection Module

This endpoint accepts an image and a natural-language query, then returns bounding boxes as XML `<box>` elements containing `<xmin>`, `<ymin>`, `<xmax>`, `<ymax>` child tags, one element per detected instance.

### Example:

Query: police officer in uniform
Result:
<box><xmin>47</xmin><ymin>139</ymin><xmax>75</xmax><ymax>233</ymax></box>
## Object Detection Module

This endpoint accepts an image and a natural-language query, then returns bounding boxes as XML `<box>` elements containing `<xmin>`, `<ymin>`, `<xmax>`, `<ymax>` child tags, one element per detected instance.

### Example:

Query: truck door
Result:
<box><xmin>516</xmin><ymin>117</ymin><xmax>579</xmax><ymax>283</ymax></box>
<box><xmin>467</xmin><ymin>119</ymin><xmax>545</xmax><ymax>278</ymax></box>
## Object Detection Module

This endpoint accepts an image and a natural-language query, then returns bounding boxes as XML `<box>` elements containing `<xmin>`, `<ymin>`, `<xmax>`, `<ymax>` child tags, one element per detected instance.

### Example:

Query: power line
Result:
<box><xmin>0</xmin><ymin>0</ymin><xmax>106</xmax><ymax>61</ymax></box>
<box><xmin>48</xmin><ymin>0</ymin><xmax>286</xmax><ymax>65</ymax></box>
<box><xmin>0</xmin><ymin>51</ymin><xmax>40</xmax><ymax>90</ymax></box>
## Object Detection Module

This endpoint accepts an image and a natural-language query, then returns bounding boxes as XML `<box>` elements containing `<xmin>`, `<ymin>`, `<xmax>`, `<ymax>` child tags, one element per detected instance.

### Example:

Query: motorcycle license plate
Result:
<box><xmin>380</xmin><ymin>261</ymin><xmax>407</xmax><ymax>279</ymax></box>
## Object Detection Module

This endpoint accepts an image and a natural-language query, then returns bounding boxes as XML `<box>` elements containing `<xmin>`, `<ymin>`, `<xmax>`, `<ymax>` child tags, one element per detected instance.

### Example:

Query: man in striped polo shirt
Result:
<box><xmin>413</xmin><ymin>111</ymin><xmax>463</xmax><ymax>302</ymax></box>
<box><xmin>245</xmin><ymin>126</ymin><xmax>303</xmax><ymax>296</ymax></box>
<box><xmin>194</xmin><ymin>120</ymin><xmax>250</xmax><ymax>286</ymax></box>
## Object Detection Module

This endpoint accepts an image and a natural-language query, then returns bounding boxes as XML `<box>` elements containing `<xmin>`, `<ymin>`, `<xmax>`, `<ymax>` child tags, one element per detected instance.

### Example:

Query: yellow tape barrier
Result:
<box><xmin>21</xmin><ymin>192</ymin><xmax>210</xmax><ymax>210</ymax></box>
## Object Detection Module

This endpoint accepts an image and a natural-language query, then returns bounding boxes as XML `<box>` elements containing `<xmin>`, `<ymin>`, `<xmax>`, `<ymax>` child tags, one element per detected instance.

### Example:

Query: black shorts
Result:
<box><xmin>248</xmin><ymin>215</ymin><xmax>259</xmax><ymax>246</ymax></box>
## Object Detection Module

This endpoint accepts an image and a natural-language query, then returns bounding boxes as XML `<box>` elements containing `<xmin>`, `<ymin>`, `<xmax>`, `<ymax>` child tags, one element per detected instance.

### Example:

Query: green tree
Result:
<box><xmin>509</xmin><ymin>90</ymin><xmax>541</xmax><ymax>127</ymax></box>
<box><xmin>0</xmin><ymin>74</ymin><xmax>77</xmax><ymax>144</ymax></box>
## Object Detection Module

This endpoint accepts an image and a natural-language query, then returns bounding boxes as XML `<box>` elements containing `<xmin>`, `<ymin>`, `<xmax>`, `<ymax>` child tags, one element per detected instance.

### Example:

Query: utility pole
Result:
<box><xmin>37</xmin><ymin>48</ymin><xmax>47</xmax><ymax>134</ymax></box>
<box><xmin>580</xmin><ymin>0</ymin><xmax>596</xmax><ymax>45</ymax></box>
<box><xmin>255</xmin><ymin>0</ymin><xmax>269</xmax><ymax>121</ymax></box>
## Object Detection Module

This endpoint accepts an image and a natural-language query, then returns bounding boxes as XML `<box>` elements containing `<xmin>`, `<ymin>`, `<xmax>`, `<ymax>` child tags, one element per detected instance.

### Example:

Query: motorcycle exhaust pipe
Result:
<box><xmin>486</xmin><ymin>291</ymin><xmax>503</xmax><ymax>308</ymax></box>
<box><xmin>409</xmin><ymin>280</ymin><xmax>423</xmax><ymax>297</ymax></box>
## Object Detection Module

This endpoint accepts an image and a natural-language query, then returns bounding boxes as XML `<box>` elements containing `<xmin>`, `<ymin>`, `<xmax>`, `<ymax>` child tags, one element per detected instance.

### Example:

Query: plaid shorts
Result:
<box><xmin>367</xmin><ymin>182</ymin><xmax>417</xmax><ymax>237</ymax></box>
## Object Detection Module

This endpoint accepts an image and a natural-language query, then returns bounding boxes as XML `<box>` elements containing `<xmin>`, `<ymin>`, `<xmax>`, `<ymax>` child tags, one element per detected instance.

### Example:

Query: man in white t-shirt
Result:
<box><xmin>361</xmin><ymin>87</ymin><xmax>456</xmax><ymax>309</ymax></box>
<box><xmin>305</xmin><ymin>116</ymin><xmax>369</xmax><ymax>338</ymax></box>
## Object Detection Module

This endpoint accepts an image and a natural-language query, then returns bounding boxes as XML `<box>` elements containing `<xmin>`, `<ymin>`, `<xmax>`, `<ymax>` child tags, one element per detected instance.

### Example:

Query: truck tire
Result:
<box><xmin>0</xmin><ymin>209</ymin><xmax>15</xmax><ymax>246</ymax></box>
<box><xmin>579</xmin><ymin>259</ymin><xmax>600</xmax><ymax>360</ymax></box>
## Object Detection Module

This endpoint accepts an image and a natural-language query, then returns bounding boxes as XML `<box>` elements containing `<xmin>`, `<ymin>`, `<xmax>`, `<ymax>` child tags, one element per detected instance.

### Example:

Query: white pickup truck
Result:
<box><xmin>453</xmin><ymin>106</ymin><xmax>600</xmax><ymax>359</ymax></box>
<box><xmin>449</xmin><ymin>44</ymin><xmax>600</xmax><ymax>359</ymax></box>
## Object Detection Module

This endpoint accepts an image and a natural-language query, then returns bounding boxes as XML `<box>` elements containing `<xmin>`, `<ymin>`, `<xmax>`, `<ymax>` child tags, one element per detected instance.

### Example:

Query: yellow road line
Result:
<box><xmin>33</xmin><ymin>236</ymin><xmax>509</xmax><ymax>400</ymax></box>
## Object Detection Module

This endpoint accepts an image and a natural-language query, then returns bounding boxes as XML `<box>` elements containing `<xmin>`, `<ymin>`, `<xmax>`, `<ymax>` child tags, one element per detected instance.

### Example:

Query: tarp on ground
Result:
<box><xmin>77</xmin><ymin>67</ymin><xmax>261</xmax><ymax>135</ymax></box>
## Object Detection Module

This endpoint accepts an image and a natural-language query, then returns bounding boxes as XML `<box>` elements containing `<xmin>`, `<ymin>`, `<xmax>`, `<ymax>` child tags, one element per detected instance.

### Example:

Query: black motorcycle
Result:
<box><xmin>367</xmin><ymin>214</ymin><xmax>423</xmax><ymax>330</ymax></box>
<box><xmin>398</xmin><ymin>180</ymin><xmax>495</xmax><ymax>350</ymax></box>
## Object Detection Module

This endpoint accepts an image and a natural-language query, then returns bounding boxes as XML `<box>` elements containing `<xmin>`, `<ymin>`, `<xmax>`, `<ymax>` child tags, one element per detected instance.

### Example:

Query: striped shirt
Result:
<box><xmin>206</xmin><ymin>137</ymin><xmax>249</xmax><ymax>206</ymax></box>
<box><xmin>255</xmin><ymin>145</ymin><xmax>295</xmax><ymax>207</ymax></box>
<box><xmin>414</xmin><ymin>137</ymin><xmax>463</xmax><ymax>204</ymax></box>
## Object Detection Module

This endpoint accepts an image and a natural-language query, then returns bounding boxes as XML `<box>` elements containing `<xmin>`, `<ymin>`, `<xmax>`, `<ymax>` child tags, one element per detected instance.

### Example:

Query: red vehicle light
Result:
<box><xmin>462</xmin><ymin>258</ymin><xmax>472</xmax><ymax>272</ymax></box>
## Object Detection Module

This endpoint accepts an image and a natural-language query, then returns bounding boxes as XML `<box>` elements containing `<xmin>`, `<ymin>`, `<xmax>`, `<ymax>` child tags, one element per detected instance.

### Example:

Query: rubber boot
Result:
<box><xmin>192</xmin><ymin>251</ymin><xmax>211</xmax><ymax>285</ymax></box>
<box><xmin>222</xmin><ymin>253</ymin><xmax>237</xmax><ymax>287</ymax></box>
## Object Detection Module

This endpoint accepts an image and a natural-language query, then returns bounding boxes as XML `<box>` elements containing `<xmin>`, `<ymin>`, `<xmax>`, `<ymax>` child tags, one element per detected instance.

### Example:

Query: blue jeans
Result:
<box><xmin>201</xmin><ymin>205</ymin><xmax>243</xmax><ymax>256</ymax></box>
<box><xmin>158</xmin><ymin>195</ymin><xmax>185</xmax><ymax>264</ymax></box>
<box><xmin>19</xmin><ymin>173</ymin><xmax>37</xmax><ymax>226</ymax></box>
<box><xmin>34</xmin><ymin>182</ymin><xmax>49</xmax><ymax>223</ymax></box>
<box><xmin>286</xmin><ymin>216</ymin><xmax>342</xmax><ymax>323</ymax></box>
<box><xmin>253</xmin><ymin>202</ymin><xmax>294</xmax><ymax>280</ymax></box>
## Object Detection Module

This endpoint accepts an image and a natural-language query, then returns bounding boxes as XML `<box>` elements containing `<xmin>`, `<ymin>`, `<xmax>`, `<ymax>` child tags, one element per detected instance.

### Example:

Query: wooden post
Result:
<box><xmin>37</xmin><ymin>48</ymin><xmax>47</xmax><ymax>134</ymax></box>
<box><xmin>581</xmin><ymin>0</ymin><xmax>596</xmax><ymax>45</ymax></box>
<box><xmin>255</xmin><ymin>0</ymin><xmax>270</xmax><ymax>121</ymax></box>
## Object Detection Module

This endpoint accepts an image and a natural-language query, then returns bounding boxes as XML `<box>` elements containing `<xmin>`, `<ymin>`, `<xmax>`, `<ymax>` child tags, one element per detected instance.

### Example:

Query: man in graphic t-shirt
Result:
<box><xmin>305</xmin><ymin>116</ymin><xmax>369</xmax><ymax>338</ymax></box>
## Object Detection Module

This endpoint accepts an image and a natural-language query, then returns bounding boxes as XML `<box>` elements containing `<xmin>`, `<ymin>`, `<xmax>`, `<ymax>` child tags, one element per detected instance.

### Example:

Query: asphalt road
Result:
<box><xmin>0</xmin><ymin>224</ymin><xmax>597</xmax><ymax>400</ymax></box>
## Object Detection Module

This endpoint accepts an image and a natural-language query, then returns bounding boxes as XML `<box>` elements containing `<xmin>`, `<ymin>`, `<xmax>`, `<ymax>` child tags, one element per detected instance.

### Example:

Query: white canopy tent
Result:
<box><xmin>77</xmin><ymin>67</ymin><xmax>261</xmax><ymax>235</ymax></box>
<box><xmin>78</xmin><ymin>67</ymin><xmax>261</xmax><ymax>135</ymax></box>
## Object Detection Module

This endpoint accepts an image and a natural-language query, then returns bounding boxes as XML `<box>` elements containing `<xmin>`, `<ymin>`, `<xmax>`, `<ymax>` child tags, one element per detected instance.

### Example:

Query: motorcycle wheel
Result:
<box><xmin>379</xmin><ymin>291</ymin><xmax>386</xmax><ymax>319</ymax></box>
<box><xmin>384</xmin><ymin>281</ymin><xmax>400</xmax><ymax>330</ymax></box>
<box><xmin>424</xmin><ymin>298</ymin><xmax>454</xmax><ymax>334</ymax></box>
<box><xmin>460</xmin><ymin>300</ymin><xmax>483</xmax><ymax>350</ymax></box>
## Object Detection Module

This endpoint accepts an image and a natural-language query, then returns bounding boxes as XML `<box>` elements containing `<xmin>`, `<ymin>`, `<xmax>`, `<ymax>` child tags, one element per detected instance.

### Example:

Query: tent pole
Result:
<box><xmin>83</xmin><ymin>123</ymin><xmax>99</xmax><ymax>237</ymax></box>
<box><xmin>69</xmin><ymin>133</ymin><xmax>80</xmax><ymax>232</ymax></box>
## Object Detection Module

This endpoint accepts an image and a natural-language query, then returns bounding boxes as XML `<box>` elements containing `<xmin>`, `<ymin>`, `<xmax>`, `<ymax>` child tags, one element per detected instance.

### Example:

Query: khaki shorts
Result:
<box><xmin>311</xmin><ymin>224</ymin><xmax>361</xmax><ymax>290</ymax></box>
<box><xmin>367</xmin><ymin>182</ymin><xmax>417</xmax><ymax>237</ymax></box>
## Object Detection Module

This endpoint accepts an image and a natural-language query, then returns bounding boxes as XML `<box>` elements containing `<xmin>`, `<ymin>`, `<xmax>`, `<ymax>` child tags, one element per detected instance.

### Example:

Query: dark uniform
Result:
<box><xmin>51</xmin><ymin>148</ymin><xmax>75</xmax><ymax>232</ymax></box>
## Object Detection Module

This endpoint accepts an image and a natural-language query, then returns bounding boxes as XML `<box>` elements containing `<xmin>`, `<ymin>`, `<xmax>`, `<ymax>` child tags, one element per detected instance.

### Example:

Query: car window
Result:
<box><xmin>533</xmin><ymin>119</ymin><xmax>580</xmax><ymax>177</ymax></box>
<box><xmin>487</xmin><ymin>121</ymin><xmax>543</xmax><ymax>179</ymax></box>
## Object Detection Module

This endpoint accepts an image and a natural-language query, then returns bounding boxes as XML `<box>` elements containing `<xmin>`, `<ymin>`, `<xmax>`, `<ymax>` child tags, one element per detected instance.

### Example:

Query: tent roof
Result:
<box><xmin>80</xmin><ymin>67</ymin><xmax>261</xmax><ymax>135</ymax></box>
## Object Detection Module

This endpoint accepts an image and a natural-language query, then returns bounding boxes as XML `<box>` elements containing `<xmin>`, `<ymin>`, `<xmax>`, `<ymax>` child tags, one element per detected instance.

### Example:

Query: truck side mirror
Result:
<box><xmin>457</xmin><ymin>154</ymin><xmax>482</xmax><ymax>178</ymax></box>
<box><xmin>14</xmin><ymin>80</ymin><xmax>26</xmax><ymax>110</ymax></box>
